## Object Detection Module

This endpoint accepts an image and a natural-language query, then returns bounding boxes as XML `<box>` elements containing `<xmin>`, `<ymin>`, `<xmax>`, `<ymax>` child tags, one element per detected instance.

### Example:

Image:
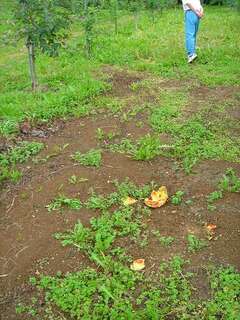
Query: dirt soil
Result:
<box><xmin>0</xmin><ymin>67</ymin><xmax>240</xmax><ymax>319</ymax></box>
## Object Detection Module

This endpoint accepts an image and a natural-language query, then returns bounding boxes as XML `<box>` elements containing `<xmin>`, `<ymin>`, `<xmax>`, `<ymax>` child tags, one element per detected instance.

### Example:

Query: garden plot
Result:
<box><xmin>0</xmin><ymin>68</ymin><xmax>240</xmax><ymax>319</ymax></box>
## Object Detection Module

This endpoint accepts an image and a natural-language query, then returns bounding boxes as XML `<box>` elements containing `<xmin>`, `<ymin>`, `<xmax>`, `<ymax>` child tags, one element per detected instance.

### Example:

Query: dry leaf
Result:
<box><xmin>122</xmin><ymin>196</ymin><xmax>137</xmax><ymax>206</ymax></box>
<box><xmin>144</xmin><ymin>186</ymin><xmax>168</xmax><ymax>208</ymax></box>
<box><xmin>206</xmin><ymin>224</ymin><xmax>217</xmax><ymax>240</ymax></box>
<box><xmin>130</xmin><ymin>259</ymin><xmax>145</xmax><ymax>271</ymax></box>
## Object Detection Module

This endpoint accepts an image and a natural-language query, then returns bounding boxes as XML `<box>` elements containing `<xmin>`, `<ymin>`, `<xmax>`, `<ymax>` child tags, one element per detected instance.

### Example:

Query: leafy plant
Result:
<box><xmin>85</xmin><ymin>191</ymin><xmax>119</xmax><ymax>210</ymax></box>
<box><xmin>133</xmin><ymin>134</ymin><xmax>162</xmax><ymax>161</ymax></box>
<box><xmin>171</xmin><ymin>190</ymin><xmax>185</xmax><ymax>205</ymax></box>
<box><xmin>152</xmin><ymin>230</ymin><xmax>175</xmax><ymax>246</ymax></box>
<box><xmin>205</xmin><ymin>266</ymin><xmax>240</xmax><ymax>319</ymax></box>
<box><xmin>71</xmin><ymin>149</ymin><xmax>102</xmax><ymax>167</ymax></box>
<box><xmin>218</xmin><ymin>168</ymin><xmax>240</xmax><ymax>193</ymax></box>
<box><xmin>0</xmin><ymin>141</ymin><xmax>44</xmax><ymax>166</ymax></box>
<box><xmin>207</xmin><ymin>190</ymin><xmax>223</xmax><ymax>203</ymax></box>
<box><xmin>187</xmin><ymin>234</ymin><xmax>207</xmax><ymax>253</ymax></box>
<box><xmin>47</xmin><ymin>195</ymin><xmax>82</xmax><ymax>212</ymax></box>
<box><xmin>0</xmin><ymin>141</ymin><xmax>43</xmax><ymax>184</ymax></box>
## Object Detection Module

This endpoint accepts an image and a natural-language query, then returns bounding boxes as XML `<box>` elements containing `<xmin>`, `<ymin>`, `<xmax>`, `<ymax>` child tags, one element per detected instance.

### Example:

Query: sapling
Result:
<box><xmin>110</xmin><ymin>0</ymin><xmax>118</xmax><ymax>34</ymax></box>
<box><xmin>129</xmin><ymin>0</ymin><xmax>143</xmax><ymax>31</ymax></box>
<box><xmin>82</xmin><ymin>1</ymin><xmax>96</xmax><ymax>57</ymax></box>
<box><xmin>13</xmin><ymin>0</ymin><xmax>71</xmax><ymax>90</ymax></box>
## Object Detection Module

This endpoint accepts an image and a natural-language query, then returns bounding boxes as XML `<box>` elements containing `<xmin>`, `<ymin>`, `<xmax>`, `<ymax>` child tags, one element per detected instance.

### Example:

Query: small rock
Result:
<box><xmin>31</xmin><ymin>129</ymin><xmax>47</xmax><ymax>138</ymax></box>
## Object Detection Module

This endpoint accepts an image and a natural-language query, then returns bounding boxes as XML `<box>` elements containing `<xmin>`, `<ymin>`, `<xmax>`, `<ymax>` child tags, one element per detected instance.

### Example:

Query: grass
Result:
<box><xmin>1</xmin><ymin>6</ymin><xmax>239</xmax><ymax>133</ymax></box>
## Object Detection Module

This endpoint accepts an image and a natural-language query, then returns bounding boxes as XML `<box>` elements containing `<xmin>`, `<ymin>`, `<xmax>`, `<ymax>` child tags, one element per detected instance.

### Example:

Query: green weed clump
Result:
<box><xmin>206</xmin><ymin>168</ymin><xmax>240</xmax><ymax>211</ymax></box>
<box><xmin>218</xmin><ymin>168</ymin><xmax>240</xmax><ymax>193</ymax></box>
<box><xmin>23</xmin><ymin>256</ymin><xmax>240</xmax><ymax>319</ymax></box>
<box><xmin>187</xmin><ymin>234</ymin><xmax>207</xmax><ymax>253</ymax></box>
<box><xmin>85</xmin><ymin>192</ymin><xmax>119</xmax><ymax>211</ymax></box>
<box><xmin>71</xmin><ymin>149</ymin><xmax>102</xmax><ymax>167</ymax></box>
<box><xmin>0</xmin><ymin>141</ymin><xmax>43</xmax><ymax>184</ymax></box>
<box><xmin>152</xmin><ymin>230</ymin><xmax>175</xmax><ymax>247</ymax></box>
<box><xmin>171</xmin><ymin>190</ymin><xmax>185</xmax><ymax>205</ymax></box>
<box><xmin>14</xmin><ymin>178</ymin><xmax>240</xmax><ymax>319</ymax></box>
<box><xmin>133</xmin><ymin>134</ymin><xmax>162</xmax><ymax>161</ymax></box>
<box><xmin>109</xmin><ymin>134</ymin><xmax>167</xmax><ymax>161</ymax></box>
<box><xmin>55</xmin><ymin>205</ymin><xmax>144</xmax><ymax>255</ymax></box>
<box><xmin>46</xmin><ymin>195</ymin><xmax>82</xmax><ymax>212</ymax></box>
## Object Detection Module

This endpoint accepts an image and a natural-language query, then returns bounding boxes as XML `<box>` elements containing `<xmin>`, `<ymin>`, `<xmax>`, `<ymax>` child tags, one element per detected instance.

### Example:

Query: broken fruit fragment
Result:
<box><xmin>122</xmin><ymin>196</ymin><xmax>137</xmax><ymax>206</ymax></box>
<box><xmin>144</xmin><ymin>186</ymin><xmax>168</xmax><ymax>208</ymax></box>
<box><xmin>130</xmin><ymin>259</ymin><xmax>145</xmax><ymax>271</ymax></box>
<box><xmin>206</xmin><ymin>224</ymin><xmax>217</xmax><ymax>232</ymax></box>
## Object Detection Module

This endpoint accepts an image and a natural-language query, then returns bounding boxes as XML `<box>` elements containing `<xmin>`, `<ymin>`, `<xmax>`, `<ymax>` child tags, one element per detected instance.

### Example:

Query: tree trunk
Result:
<box><xmin>84</xmin><ymin>0</ymin><xmax>88</xmax><ymax>13</ymax></box>
<box><xmin>114</xmin><ymin>1</ymin><xmax>118</xmax><ymax>35</ymax></box>
<box><xmin>27</xmin><ymin>42</ymin><xmax>38</xmax><ymax>91</ymax></box>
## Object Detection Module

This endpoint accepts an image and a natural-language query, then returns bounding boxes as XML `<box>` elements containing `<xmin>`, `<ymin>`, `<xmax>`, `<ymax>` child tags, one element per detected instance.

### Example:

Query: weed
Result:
<box><xmin>187</xmin><ymin>234</ymin><xmax>207</xmax><ymax>253</ymax></box>
<box><xmin>68</xmin><ymin>175</ymin><xmax>78</xmax><ymax>184</ymax></box>
<box><xmin>152</xmin><ymin>230</ymin><xmax>175</xmax><ymax>247</ymax></box>
<box><xmin>113</xmin><ymin>178</ymin><xmax>155</xmax><ymax>200</ymax></box>
<box><xmin>171</xmin><ymin>190</ymin><xmax>185</xmax><ymax>205</ymax></box>
<box><xmin>68</xmin><ymin>175</ymin><xmax>88</xmax><ymax>184</ymax></box>
<box><xmin>19</xmin><ymin>256</ymin><xmax>240</xmax><ymax>319</ymax></box>
<box><xmin>85</xmin><ymin>191</ymin><xmax>119</xmax><ymax>211</ymax></box>
<box><xmin>205</xmin><ymin>266</ymin><xmax>240</xmax><ymax>319</ymax></box>
<box><xmin>137</xmin><ymin>256</ymin><xmax>195</xmax><ymax>318</ymax></box>
<box><xmin>206</xmin><ymin>168</ymin><xmax>240</xmax><ymax>210</ymax></box>
<box><xmin>0</xmin><ymin>141</ymin><xmax>44</xmax><ymax>166</ymax></box>
<box><xmin>96</xmin><ymin>127</ymin><xmax>119</xmax><ymax>142</ymax></box>
<box><xmin>55</xmin><ymin>221</ymin><xmax>92</xmax><ymax>251</ymax></box>
<box><xmin>96</xmin><ymin>128</ymin><xmax>104</xmax><ymax>141</ymax></box>
<box><xmin>55</xmin><ymin>201</ymin><xmax>146</xmax><ymax>255</ymax></box>
<box><xmin>207</xmin><ymin>190</ymin><xmax>223</xmax><ymax>203</ymax></box>
<box><xmin>16</xmin><ymin>303</ymin><xmax>37</xmax><ymax>316</ymax></box>
<box><xmin>218</xmin><ymin>168</ymin><xmax>240</xmax><ymax>193</ymax></box>
<box><xmin>0</xmin><ymin>120</ymin><xmax>19</xmax><ymax>136</ymax></box>
<box><xmin>121</xmin><ymin>105</ymin><xmax>147</xmax><ymax>122</ymax></box>
<box><xmin>109</xmin><ymin>138</ymin><xmax>135</xmax><ymax>154</ymax></box>
<box><xmin>133</xmin><ymin>134</ymin><xmax>162</xmax><ymax>161</ymax></box>
<box><xmin>37</xmin><ymin>262</ymin><xmax>139</xmax><ymax>319</ymax></box>
<box><xmin>110</xmin><ymin>134</ymin><xmax>167</xmax><ymax>161</ymax></box>
<box><xmin>71</xmin><ymin>149</ymin><xmax>102</xmax><ymax>167</ymax></box>
<box><xmin>47</xmin><ymin>195</ymin><xmax>82</xmax><ymax>212</ymax></box>
<box><xmin>0</xmin><ymin>141</ymin><xmax>43</xmax><ymax>184</ymax></box>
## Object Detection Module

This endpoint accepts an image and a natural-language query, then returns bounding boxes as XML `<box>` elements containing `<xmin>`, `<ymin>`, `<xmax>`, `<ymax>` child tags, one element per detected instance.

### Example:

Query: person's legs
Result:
<box><xmin>194</xmin><ymin>17</ymin><xmax>200</xmax><ymax>50</ymax></box>
<box><xmin>185</xmin><ymin>10</ymin><xmax>199</xmax><ymax>58</ymax></box>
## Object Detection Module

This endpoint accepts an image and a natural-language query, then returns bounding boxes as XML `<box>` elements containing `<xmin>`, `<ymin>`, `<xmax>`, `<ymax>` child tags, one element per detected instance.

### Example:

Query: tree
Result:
<box><xmin>110</xmin><ymin>0</ymin><xmax>119</xmax><ymax>34</ymax></box>
<box><xmin>14</xmin><ymin>0</ymin><xmax>71</xmax><ymax>90</ymax></box>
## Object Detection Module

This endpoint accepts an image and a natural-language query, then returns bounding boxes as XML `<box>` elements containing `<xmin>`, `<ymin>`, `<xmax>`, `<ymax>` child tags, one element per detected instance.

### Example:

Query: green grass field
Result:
<box><xmin>0</xmin><ymin>5</ymin><xmax>239</xmax><ymax>134</ymax></box>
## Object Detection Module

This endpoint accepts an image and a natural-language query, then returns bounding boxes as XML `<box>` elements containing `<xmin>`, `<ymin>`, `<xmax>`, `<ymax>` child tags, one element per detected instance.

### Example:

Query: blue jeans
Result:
<box><xmin>185</xmin><ymin>10</ymin><xmax>200</xmax><ymax>57</ymax></box>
